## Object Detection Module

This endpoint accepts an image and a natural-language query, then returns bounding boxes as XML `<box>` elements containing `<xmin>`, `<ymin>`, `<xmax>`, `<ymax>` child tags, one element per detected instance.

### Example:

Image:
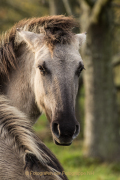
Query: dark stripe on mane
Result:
<box><xmin>0</xmin><ymin>15</ymin><xmax>78</xmax><ymax>77</ymax></box>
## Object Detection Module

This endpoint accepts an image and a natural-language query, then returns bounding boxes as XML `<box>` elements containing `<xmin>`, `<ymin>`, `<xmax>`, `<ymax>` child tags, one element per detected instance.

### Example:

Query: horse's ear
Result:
<box><xmin>16</xmin><ymin>29</ymin><xmax>43</xmax><ymax>51</ymax></box>
<box><xmin>75</xmin><ymin>33</ymin><xmax>87</xmax><ymax>48</ymax></box>
<box><xmin>24</xmin><ymin>153</ymin><xmax>45</xmax><ymax>179</ymax></box>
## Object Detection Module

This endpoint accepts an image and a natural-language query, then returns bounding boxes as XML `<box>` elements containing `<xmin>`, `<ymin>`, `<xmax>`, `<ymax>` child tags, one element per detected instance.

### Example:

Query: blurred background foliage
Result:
<box><xmin>0</xmin><ymin>0</ymin><xmax>48</xmax><ymax>31</ymax></box>
<box><xmin>1</xmin><ymin>0</ymin><xmax>120</xmax><ymax>179</ymax></box>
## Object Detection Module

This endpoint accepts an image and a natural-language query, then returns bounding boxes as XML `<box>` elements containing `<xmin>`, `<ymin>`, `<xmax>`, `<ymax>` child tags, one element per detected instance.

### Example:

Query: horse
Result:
<box><xmin>0</xmin><ymin>15</ymin><xmax>86</xmax><ymax>179</ymax></box>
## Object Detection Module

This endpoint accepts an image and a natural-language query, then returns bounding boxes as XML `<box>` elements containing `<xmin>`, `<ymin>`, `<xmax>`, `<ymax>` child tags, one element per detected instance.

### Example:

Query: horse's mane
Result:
<box><xmin>0</xmin><ymin>15</ymin><xmax>77</xmax><ymax>77</ymax></box>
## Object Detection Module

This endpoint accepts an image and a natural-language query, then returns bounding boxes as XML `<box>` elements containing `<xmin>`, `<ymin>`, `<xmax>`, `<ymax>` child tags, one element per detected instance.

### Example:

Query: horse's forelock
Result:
<box><xmin>0</xmin><ymin>15</ymin><xmax>78</xmax><ymax>77</ymax></box>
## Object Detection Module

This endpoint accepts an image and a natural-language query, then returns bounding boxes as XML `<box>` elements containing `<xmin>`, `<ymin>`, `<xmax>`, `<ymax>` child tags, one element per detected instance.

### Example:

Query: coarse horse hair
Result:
<box><xmin>0</xmin><ymin>15</ymin><xmax>77</xmax><ymax>77</ymax></box>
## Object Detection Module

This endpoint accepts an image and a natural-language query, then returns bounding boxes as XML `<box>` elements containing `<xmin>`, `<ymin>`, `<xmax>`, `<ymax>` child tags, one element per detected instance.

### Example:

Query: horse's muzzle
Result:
<box><xmin>51</xmin><ymin>121</ymin><xmax>80</xmax><ymax>146</ymax></box>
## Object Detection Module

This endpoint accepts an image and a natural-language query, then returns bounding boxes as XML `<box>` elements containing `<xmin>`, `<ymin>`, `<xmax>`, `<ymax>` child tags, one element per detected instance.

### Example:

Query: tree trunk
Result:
<box><xmin>49</xmin><ymin>0</ymin><xmax>65</xmax><ymax>15</ymax></box>
<box><xmin>80</xmin><ymin>0</ymin><xmax>120</xmax><ymax>160</ymax></box>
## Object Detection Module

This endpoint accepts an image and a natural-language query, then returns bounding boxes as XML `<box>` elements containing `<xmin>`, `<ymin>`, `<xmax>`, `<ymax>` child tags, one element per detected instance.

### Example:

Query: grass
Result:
<box><xmin>33</xmin><ymin>116</ymin><xmax>120</xmax><ymax>180</ymax></box>
<box><xmin>45</xmin><ymin>141</ymin><xmax>120</xmax><ymax>180</ymax></box>
<box><xmin>33</xmin><ymin>114</ymin><xmax>47</xmax><ymax>132</ymax></box>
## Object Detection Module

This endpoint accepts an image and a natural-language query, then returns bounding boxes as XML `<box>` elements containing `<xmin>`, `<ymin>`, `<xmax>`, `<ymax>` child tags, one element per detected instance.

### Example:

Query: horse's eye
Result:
<box><xmin>38</xmin><ymin>65</ymin><xmax>46</xmax><ymax>75</ymax></box>
<box><xmin>76</xmin><ymin>63</ymin><xmax>85</xmax><ymax>77</ymax></box>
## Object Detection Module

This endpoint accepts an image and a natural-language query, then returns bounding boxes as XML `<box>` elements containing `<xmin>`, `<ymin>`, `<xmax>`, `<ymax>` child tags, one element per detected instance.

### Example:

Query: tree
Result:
<box><xmin>0</xmin><ymin>0</ymin><xmax>49</xmax><ymax>32</ymax></box>
<box><xmin>79</xmin><ymin>0</ymin><xmax>120</xmax><ymax>160</ymax></box>
<box><xmin>49</xmin><ymin>0</ymin><xmax>65</xmax><ymax>15</ymax></box>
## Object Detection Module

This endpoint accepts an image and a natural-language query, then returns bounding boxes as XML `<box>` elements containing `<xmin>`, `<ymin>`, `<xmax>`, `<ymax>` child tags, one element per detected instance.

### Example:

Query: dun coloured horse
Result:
<box><xmin>0</xmin><ymin>15</ymin><xmax>86</xmax><ymax>179</ymax></box>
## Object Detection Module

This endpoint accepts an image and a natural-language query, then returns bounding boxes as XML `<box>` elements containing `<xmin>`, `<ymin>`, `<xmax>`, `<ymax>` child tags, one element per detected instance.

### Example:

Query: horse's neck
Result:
<box><xmin>4</xmin><ymin>46</ymin><xmax>40</xmax><ymax>123</ymax></box>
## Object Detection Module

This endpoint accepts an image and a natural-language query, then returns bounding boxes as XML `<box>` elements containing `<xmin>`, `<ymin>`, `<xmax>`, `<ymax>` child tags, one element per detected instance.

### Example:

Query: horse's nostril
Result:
<box><xmin>73</xmin><ymin>124</ymin><xmax>80</xmax><ymax>139</ymax></box>
<box><xmin>52</xmin><ymin>123</ymin><xmax>60</xmax><ymax>139</ymax></box>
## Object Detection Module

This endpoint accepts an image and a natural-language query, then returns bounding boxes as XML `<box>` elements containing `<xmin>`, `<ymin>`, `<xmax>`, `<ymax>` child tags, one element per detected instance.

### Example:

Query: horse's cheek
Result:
<box><xmin>34</xmin><ymin>72</ymin><xmax>44</xmax><ymax>106</ymax></box>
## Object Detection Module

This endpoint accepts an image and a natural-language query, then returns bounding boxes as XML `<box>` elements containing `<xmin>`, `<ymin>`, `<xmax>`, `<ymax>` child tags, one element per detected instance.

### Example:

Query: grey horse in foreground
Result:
<box><xmin>0</xmin><ymin>15</ymin><xmax>86</xmax><ymax>179</ymax></box>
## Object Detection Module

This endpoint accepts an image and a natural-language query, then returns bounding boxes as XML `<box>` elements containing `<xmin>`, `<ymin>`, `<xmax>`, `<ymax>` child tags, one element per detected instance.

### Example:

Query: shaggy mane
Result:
<box><xmin>0</xmin><ymin>15</ymin><xmax>78</xmax><ymax>77</ymax></box>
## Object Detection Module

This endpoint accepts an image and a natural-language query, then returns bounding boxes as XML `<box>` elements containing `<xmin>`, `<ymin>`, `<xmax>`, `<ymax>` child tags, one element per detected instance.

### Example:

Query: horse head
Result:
<box><xmin>17</xmin><ymin>27</ymin><xmax>86</xmax><ymax>146</ymax></box>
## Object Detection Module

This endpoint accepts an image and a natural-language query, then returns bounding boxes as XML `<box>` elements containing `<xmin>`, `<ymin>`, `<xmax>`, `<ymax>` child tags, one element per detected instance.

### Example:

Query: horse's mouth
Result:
<box><xmin>54</xmin><ymin>139</ymin><xmax>72</xmax><ymax>146</ymax></box>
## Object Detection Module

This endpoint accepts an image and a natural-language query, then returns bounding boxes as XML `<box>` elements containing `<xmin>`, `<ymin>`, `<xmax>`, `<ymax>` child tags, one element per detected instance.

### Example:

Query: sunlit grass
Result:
<box><xmin>45</xmin><ymin>141</ymin><xmax>120</xmax><ymax>180</ymax></box>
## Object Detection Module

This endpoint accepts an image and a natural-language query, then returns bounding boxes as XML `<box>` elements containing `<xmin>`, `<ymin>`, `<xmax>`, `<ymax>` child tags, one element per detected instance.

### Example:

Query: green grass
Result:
<box><xmin>33</xmin><ymin>114</ymin><xmax>47</xmax><ymax>132</ymax></box>
<box><xmin>33</xmin><ymin>116</ymin><xmax>120</xmax><ymax>180</ymax></box>
<box><xmin>45</xmin><ymin>141</ymin><xmax>120</xmax><ymax>180</ymax></box>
